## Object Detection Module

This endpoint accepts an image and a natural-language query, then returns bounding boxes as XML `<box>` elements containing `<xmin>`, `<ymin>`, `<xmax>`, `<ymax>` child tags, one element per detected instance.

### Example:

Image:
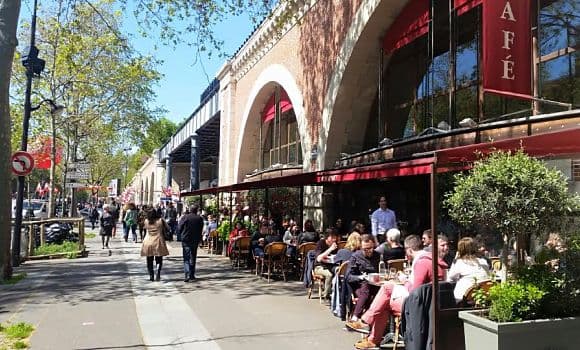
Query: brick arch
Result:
<box><xmin>234</xmin><ymin>64</ymin><xmax>309</xmax><ymax>182</ymax></box>
<box><xmin>318</xmin><ymin>0</ymin><xmax>409</xmax><ymax>169</ymax></box>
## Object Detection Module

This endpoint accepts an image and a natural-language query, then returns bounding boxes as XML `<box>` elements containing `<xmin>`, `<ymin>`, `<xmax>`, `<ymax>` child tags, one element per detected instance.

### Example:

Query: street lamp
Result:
<box><xmin>12</xmin><ymin>98</ymin><xmax>64</xmax><ymax>266</ymax></box>
<box><xmin>12</xmin><ymin>0</ymin><xmax>43</xmax><ymax>267</ymax></box>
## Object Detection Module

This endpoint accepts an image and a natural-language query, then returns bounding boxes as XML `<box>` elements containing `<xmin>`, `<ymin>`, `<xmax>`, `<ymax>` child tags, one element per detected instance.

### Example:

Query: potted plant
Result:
<box><xmin>444</xmin><ymin>150</ymin><xmax>580</xmax><ymax>350</ymax></box>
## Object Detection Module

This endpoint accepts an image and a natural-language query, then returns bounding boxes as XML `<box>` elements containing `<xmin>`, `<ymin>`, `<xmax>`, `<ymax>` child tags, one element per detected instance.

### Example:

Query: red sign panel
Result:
<box><xmin>483</xmin><ymin>0</ymin><xmax>532</xmax><ymax>98</ymax></box>
<box><xmin>11</xmin><ymin>151</ymin><xmax>35</xmax><ymax>176</ymax></box>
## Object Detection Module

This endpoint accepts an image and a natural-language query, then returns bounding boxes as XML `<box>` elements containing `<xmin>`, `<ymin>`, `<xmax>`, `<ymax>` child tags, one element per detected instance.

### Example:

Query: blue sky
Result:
<box><xmin>19</xmin><ymin>0</ymin><xmax>256</xmax><ymax>125</ymax></box>
<box><xmin>123</xmin><ymin>11</ymin><xmax>256</xmax><ymax>125</ymax></box>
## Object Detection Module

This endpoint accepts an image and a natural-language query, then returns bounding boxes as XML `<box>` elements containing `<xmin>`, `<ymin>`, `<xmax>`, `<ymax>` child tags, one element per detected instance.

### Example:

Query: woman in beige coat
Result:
<box><xmin>141</xmin><ymin>208</ymin><xmax>169</xmax><ymax>281</ymax></box>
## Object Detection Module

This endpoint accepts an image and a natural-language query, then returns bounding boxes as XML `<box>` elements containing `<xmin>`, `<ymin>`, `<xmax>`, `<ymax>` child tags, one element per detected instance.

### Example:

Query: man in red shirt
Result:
<box><xmin>350</xmin><ymin>234</ymin><xmax>449</xmax><ymax>349</ymax></box>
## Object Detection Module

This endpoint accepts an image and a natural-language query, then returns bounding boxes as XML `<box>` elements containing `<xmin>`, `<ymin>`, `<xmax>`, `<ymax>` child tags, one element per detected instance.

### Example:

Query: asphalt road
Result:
<box><xmin>1</xmin><ymin>224</ymin><xmax>361</xmax><ymax>350</ymax></box>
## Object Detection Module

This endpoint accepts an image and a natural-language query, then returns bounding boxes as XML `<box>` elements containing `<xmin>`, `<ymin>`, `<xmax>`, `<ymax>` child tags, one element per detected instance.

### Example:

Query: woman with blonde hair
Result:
<box><xmin>447</xmin><ymin>237</ymin><xmax>490</xmax><ymax>303</ymax></box>
<box><xmin>335</xmin><ymin>232</ymin><xmax>362</xmax><ymax>263</ymax></box>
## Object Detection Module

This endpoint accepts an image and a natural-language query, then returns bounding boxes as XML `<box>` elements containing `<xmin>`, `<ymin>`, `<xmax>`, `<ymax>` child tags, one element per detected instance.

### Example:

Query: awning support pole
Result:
<box><xmin>430</xmin><ymin>156</ymin><xmax>439</xmax><ymax>350</ymax></box>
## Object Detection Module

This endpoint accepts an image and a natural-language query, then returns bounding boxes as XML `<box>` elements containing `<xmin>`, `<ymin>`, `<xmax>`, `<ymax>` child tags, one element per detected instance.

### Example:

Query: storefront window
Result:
<box><xmin>538</xmin><ymin>0</ymin><xmax>579</xmax><ymax>112</ymax></box>
<box><xmin>262</xmin><ymin>108</ymin><xmax>302</xmax><ymax>169</ymax></box>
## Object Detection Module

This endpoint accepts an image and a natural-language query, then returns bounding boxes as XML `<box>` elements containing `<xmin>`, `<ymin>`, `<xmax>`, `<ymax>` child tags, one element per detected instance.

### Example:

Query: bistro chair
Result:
<box><xmin>337</xmin><ymin>240</ymin><xmax>347</xmax><ymax>250</ymax></box>
<box><xmin>491</xmin><ymin>257</ymin><xmax>502</xmax><ymax>272</ymax></box>
<box><xmin>463</xmin><ymin>280</ymin><xmax>495</xmax><ymax>306</ymax></box>
<box><xmin>262</xmin><ymin>242</ymin><xmax>289</xmax><ymax>283</ymax></box>
<box><xmin>298</xmin><ymin>242</ymin><xmax>317</xmax><ymax>280</ymax></box>
<box><xmin>208</xmin><ymin>230</ymin><xmax>219</xmax><ymax>255</ymax></box>
<box><xmin>230</xmin><ymin>236</ymin><xmax>251</xmax><ymax>270</ymax></box>
<box><xmin>308</xmin><ymin>269</ymin><xmax>325</xmax><ymax>303</ymax></box>
<box><xmin>387</xmin><ymin>258</ymin><xmax>406</xmax><ymax>272</ymax></box>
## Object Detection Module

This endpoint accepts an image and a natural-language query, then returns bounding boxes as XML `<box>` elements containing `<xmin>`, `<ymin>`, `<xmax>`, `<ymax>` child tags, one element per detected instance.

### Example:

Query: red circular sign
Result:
<box><xmin>11</xmin><ymin>151</ymin><xmax>35</xmax><ymax>176</ymax></box>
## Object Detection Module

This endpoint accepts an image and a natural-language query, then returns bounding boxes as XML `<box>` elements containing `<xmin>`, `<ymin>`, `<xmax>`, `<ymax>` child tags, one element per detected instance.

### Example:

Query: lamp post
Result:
<box><xmin>12</xmin><ymin>0</ymin><xmax>43</xmax><ymax>266</ymax></box>
<box><xmin>123</xmin><ymin>147</ymin><xmax>131</xmax><ymax>191</ymax></box>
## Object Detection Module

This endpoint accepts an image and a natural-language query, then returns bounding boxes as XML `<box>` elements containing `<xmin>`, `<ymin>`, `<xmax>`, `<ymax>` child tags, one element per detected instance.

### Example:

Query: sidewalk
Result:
<box><xmin>1</xmin><ymin>224</ymin><xmax>361</xmax><ymax>350</ymax></box>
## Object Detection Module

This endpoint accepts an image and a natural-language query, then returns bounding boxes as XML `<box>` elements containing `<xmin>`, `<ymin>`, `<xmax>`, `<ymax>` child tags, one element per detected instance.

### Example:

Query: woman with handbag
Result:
<box><xmin>140</xmin><ymin>208</ymin><xmax>169</xmax><ymax>281</ymax></box>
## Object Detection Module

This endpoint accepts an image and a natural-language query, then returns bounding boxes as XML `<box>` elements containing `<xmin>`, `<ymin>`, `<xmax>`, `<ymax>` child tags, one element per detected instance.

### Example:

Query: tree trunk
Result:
<box><xmin>0</xmin><ymin>0</ymin><xmax>22</xmax><ymax>281</ymax></box>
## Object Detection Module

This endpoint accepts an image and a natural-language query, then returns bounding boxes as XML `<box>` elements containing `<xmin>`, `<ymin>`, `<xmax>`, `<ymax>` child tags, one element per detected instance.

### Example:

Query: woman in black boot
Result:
<box><xmin>140</xmin><ymin>208</ymin><xmax>169</xmax><ymax>281</ymax></box>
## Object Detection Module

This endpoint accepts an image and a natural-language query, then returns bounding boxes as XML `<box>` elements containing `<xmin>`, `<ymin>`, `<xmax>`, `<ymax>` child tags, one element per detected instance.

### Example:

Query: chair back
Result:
<box><xmin>265</xmin><ymin>242</ymin><xmax>287</xmax><ymax>256</ymax></box>
<box><xmin>491</xmin><ymin>258</ymin><xmax>502</xmax><ymax>271</ymax></box>
<box><xmin>336</xmin><ymin>261</ymin><xmax>349</xmax><ymax>277</ymax></box>
<box><xmin>463</xmin><ymin>280</ymin><xmax>495</xmax><ymax>305</ymax></box>
<box><xmin>387</xmin><ymin>258</ymin><xmax>406</xmax><ymax>271</ymax></box>
<box><xmin>298</xmin><ymin>242</ymin><xmax>317</xmax><ymax>255</ymax></box>
<box><xmin>234</xmin><ymin>236</ymin><xmax>251</xmax><ymax>250</ymax></box>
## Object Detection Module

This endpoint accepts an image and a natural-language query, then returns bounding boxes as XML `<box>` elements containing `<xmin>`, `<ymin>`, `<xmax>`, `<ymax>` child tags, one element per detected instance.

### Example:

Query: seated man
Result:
<box><xmin>346</xmin><ymin>234</ymin><xmax>381</xmax><ymax>323</ymax></box>
<box><xmin>352</xmin><ymin>235</ymin><xmax>449</xmax><ymax>349</ymax></box>
<box><xmin>251</xmin><ymin>222</ymin><xmax>270</xmax><ymax>258</ymax></box>
<box><xmin>314</xmin><ymin>228</ymin><xmax>340</xmax><ymax>299</ymax></box>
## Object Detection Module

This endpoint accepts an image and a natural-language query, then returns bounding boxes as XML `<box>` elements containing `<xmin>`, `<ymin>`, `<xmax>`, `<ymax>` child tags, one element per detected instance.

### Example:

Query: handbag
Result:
<box><xmin>161</xmin><ymin>219</ymin><xmax>172</xmax><ymax>241</ymax></box>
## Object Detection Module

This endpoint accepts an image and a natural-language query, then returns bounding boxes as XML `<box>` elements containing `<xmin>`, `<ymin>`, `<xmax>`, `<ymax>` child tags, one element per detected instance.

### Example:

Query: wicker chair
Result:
<box><xmin>230</xmin><ymin>236</ymin><xmax>251</xmax><ymax>269</ymax></box>
<box><xmin>262</xmin><ymin>242</ymin><xmax>289</xmax><ymax>283</ymax></box>
<box><xmin>297</xmin><ymin>242</ymin><xmax>317</xmax><ymax>280</ymax></box>
<box><xmin>207</xmin><ymin>230</ymin><xmax>220</xmax><ymax>255</ymax></box>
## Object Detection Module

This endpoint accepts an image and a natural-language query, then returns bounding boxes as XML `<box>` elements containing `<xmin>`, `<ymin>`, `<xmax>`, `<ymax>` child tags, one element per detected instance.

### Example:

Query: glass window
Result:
<box><xmin>260</xmin><ymin>89</ymin><xmax>302</xmax><ymax>169</ymax></box>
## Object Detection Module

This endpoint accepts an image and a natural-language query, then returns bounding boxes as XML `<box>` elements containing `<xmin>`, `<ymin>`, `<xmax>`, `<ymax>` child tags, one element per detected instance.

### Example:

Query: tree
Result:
<box><xmin>0</xmin><ymin>0</ymin><xmax>289</xmax><ymax>280</ymax></box>
<box><xmin>444</xmin><ymin>150</ymin><xmax>580</xmax><ymax>265</ymax></box>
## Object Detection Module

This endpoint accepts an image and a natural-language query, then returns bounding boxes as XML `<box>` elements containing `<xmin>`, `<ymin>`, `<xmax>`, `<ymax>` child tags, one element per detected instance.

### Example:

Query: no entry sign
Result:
<box><xmin>11</xmin><ymin>151</ymin><xmax>35</xmax><ymax>176</ymax></box>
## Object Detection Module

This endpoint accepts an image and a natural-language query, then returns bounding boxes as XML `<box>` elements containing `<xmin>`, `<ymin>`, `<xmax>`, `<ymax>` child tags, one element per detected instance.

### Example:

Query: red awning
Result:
<box><xmin>437</xmin><ymin>128</ymin><xmax>580</xmax><ymax>165</ymax></box>
<box><xmin>316</xmin><ymin>157</ymin><xmax>435</xmax><ymax>183</ymax></box>
<box><xmin>181</xmin><ymin>128</ymin><xmax>580</xmax><ymax>197</ymax></box>
<box><xmin>454</xmin><ymin>0</ymin><xmax>482</xmax><ymax>16</ymax></box>
<box><xmin>383</xmin><ymin>0</ymin><xmax>430</xmax><ymax>54</ymax></box>
<box><xmin>262</xmin><ymin>90</ymin><xmax>293</xmax><ymax>123</ymax></box>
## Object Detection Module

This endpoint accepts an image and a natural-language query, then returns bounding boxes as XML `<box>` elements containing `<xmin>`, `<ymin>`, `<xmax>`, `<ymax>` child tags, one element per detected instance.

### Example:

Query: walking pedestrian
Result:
<box><xmin>165</xmin><ymin>202</ymin><xmax>178</xmax><ymax>241</ymax></box>
<box><xmin>140</xmin><ymin>209</ymin><xmax>169</xmax><ymax>282</ymax></box>
<box><xmin>99</xmin><ymin>205</ymin><xmax>114</xmax><ymax>249</ymax></box>
<box><xmin>109</xmin><ymin>199</ymin><xmax>120</xmax><ymax>238</ymax></box>
<box><xmin>177</xmin><ymin>205</ymin><xmax>204</xmax><ymax>282</ymax></box>
<box><xmin>123</xmin><ymin>203</ymin><xmax>138</xmax><ymax>243</ymax></box>
<box><xmin>137</xmin><ymin>205</ymin><xmax>148</xmax><ymax>242</ymax></box>
<box><xmin>89</xmin><ymin>204</ymin><xmax>99</xmax><ymax>230</ymax></box>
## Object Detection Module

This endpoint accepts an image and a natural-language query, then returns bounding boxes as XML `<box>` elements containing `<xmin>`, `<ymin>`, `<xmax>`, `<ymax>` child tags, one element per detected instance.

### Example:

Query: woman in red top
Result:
<box><xmin>227</xmin><ymin>222</ymin><xmax>249</xmax><ymax>256</ymax></box>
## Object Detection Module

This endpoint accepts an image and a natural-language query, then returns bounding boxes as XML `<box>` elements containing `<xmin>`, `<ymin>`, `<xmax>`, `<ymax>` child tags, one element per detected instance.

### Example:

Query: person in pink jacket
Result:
<box><xmin>348</xmin><ymin>234</ymin><xmax>449</xmax><ymax>349</ymax></box>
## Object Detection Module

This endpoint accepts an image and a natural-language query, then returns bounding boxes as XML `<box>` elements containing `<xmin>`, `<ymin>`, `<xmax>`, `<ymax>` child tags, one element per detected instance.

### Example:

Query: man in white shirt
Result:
<box><xmin>371</xmin><ymin>196</ymin><xmax>397</xmax><ymax>243</ymax></box>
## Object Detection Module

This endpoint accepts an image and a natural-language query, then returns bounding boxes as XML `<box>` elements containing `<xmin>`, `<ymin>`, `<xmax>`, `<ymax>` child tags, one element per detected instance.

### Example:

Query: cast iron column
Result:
<box><xmin>165</xmin><ymin>156</ymin><xmax>173</xmax><ymax>197</ymax></box>
<box><xmin>190</xmin><ymin>135</ymin><xmax>200</xmax><ymax>191</ymax></box>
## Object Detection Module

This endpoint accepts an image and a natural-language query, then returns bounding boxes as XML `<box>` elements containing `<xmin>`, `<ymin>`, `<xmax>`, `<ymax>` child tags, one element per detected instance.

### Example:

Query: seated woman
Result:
<box><xmin>297</xmin><ymin>219</ymin><xmax>320</xmax><ymax>245</ymax></box>
<box><xmin>335</xmin><ymin>232</ymin><xmax>362</xmax><ymax>264</ymax></box>
<box><xmin>284</xmin><ymin>224</ymin><xmax>301</xmax><ymax>259</ymax></box>
<box><xmin>447</xmin><ymin>237</ymin><xmax>490</xmax><ymax>304</ymax></box>
<box><xmin>375</xmin><ymin>228</ymin><xmax>405</xmax><ymax>263</ymax></box>
<box><xmin>227</xmin><ymin>222</ymin><xmax>249</xmax><ymax>256</ymax></box>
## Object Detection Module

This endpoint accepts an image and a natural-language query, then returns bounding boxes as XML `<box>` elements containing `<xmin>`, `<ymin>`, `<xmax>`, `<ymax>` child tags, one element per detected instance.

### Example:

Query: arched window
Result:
<box><xmin>260</xmin><ymin>87</ymin><xmax>302</xmax><ymax>169</ymax></box>
<box><xmin>364</xmin><ymin>0</ymin><xmax>578</xmax><ymax>147</ymax></box>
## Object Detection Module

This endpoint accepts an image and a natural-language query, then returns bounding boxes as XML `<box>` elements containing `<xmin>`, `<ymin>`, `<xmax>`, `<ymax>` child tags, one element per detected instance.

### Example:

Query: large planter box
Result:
<box><xmin>459</xmin><ymin>310</ymin><xmax>580</xmax><ymax>350</ymax></box>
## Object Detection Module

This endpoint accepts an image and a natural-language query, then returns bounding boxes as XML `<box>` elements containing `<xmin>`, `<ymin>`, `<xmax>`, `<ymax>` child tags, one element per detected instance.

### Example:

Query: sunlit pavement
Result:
<box><xmin>1</xmin><ymin>223</ymin><xmax>360</xmax><ymax>350</ymax></box>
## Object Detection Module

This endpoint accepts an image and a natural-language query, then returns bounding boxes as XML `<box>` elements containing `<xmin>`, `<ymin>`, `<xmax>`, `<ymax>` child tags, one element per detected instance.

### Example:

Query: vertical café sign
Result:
<box><xmin>483</xmin><ymin>0</ymin><xmax>531</xmax><ymax>97</ymax></box>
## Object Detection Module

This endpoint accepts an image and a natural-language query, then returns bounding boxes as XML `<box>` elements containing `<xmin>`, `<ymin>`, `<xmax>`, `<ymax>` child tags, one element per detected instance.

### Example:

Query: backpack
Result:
<box><xmin>125</xmin><ymin>210</ymin><xmax>137</xmax><ymax>226</ymax></box>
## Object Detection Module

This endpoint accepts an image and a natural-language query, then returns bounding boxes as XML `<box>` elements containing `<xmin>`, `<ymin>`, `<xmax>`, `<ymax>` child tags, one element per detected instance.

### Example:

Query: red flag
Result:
<box><xmin>483</xmin><ymin>0</ymin><xmax>532</xmax><ymax>98</ymax></box>
<box><xmin>29</xmin><ymin>136</ymin><xmax>63</xmax><ymax>169</ymax></box>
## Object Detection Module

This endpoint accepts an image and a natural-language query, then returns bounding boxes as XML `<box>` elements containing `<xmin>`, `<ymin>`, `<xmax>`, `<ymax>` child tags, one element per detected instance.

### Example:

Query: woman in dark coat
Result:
<box><xmin>99</xmin><ymin>206</ymin><xmax>114</xmax><ymax>249</ymax></box>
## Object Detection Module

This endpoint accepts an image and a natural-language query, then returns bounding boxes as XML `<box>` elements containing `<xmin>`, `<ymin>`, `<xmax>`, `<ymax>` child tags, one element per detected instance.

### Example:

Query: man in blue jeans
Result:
<box><xmin>177</xmin><ymin>205</ymin><xmax>204</xmax><ymax>282</ymax></box>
